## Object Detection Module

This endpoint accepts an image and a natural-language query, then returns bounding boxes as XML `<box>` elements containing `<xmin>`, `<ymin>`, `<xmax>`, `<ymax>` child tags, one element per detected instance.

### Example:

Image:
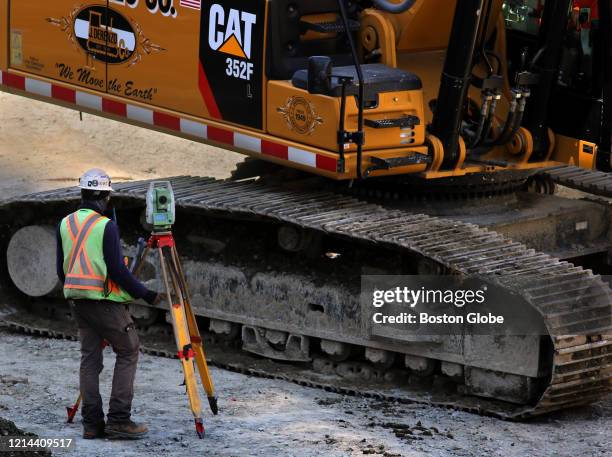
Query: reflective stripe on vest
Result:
<box><xmin>66</xmin><ymin>213</ymin><xmax>79</xmax><ymax>241</ymax></box>
<box><xmin>64</xmin><ymin>276</ymin><xmax>106</xmax><ymax>290</ymax></box>
<box><xmin>64</xmin><ymin>212</ymin><xmax>105</xmax><ymax>292</ymax></box>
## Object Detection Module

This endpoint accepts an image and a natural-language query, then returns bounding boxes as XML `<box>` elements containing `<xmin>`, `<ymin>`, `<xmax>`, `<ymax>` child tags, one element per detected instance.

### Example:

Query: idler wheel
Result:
<box><xmin>7</xmin><ymin>225</ymin><xmax>60</xmax><ymax>297</ymax></box>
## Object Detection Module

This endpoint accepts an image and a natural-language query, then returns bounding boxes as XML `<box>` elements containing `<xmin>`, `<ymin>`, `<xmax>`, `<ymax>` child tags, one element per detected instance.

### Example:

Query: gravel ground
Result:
<box><xmin>0</xmin><ymin>92</ymin><xmax>610</xmax><ymax>457</ymax></box>
<box><xmin>0</xmin><ymin>329</ymin><xmax>610</xmax><ymax>457</ymax></box>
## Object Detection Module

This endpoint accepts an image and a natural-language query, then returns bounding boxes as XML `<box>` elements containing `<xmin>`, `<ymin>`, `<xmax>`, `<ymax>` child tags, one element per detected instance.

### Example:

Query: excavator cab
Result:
<box><xmin>267</xmin><ymin>0</ymin><xmax>360</xmax><ymax>80</ymax></box>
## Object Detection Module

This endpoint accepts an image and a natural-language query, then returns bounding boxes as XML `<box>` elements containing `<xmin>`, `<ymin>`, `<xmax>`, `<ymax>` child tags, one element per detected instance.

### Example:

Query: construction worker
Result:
<box><xmin>56</xmin><ymin>169</ymin><xmax>159</xmax><ymax>440</ymax></box>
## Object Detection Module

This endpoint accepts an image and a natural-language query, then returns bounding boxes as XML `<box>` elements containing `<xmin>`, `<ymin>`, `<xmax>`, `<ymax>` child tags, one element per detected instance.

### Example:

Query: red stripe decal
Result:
<box><xmin>102</xmin><ymin>98</ymin><xmax>127</xmax><ymax>117</ymax></box>
<box><xmin>4</xmin><ymin>73</ymin><xmax>25</xmax><ymax>90</ymax></box>
<box><xmin>316</xmin><ymin>155</ymin><xmax>337</xmax><ymax>172</ymax></box>
<box><xmin>208</xmin><ymin>126</ymin><xmax>234</xmax><ymax>145</ymax></box>
<box><xmin>198</xmin><ymin>62</ymin><xmax>222</xmax><ymax>120</ymax></box>
<box><xmin>262</xmin><ymin>141</ymin><xmax>288</xmax><ymax>160</ymax></box>
<box><xmin>51</xmin><ymin>85</ymin><xmax>76</xmax><ymax>103</ymax></box>
<box><xmin>153</xmin><ymin>112</ymin><xmax>180</xmax><ymax>131</ymax></box>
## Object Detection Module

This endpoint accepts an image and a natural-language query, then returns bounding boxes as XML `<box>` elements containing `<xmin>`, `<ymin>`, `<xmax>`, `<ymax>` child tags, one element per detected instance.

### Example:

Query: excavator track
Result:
<box><xmin>0</xmin><ymin>176</ymin><xmax>611</xmax><ymax>420</ymax></box>
<box><xmin>539</xmin><ymin>164</ymin><xmax>612</xmax><ymax>198</ymax></box>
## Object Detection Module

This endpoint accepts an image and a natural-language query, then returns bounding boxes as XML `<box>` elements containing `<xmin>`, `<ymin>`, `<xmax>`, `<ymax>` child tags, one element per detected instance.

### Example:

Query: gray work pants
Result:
<box><xmin>72</xmin><ymin>299</ymin><xmax>140</xmax><ymax>428</ymax></box>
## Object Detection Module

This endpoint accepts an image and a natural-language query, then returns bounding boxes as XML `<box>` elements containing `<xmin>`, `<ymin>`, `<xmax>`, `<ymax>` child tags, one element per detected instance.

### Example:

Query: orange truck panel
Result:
<box><xmin>268</xmin><ymin>80</ymin><xmax>425</xmax><ymax>153</ymax></box>
<box><xmin>551</xmin><ymin>135</ymin><xmax>598</xmax><ymax>170</ymax></box>
<box><xmin>105</xmin><ymin>1</ymin><xmax>206</xmax><ymax>118</ymax></box>
<box><xmin>8</xmin><ymin>0</ymin><xmax>268</xmax><ymax>129</ymax></box>
<box><xmin>11</xmin><ymin>1</ymin><xmax>110</xmax><ymax>92</ymax></box>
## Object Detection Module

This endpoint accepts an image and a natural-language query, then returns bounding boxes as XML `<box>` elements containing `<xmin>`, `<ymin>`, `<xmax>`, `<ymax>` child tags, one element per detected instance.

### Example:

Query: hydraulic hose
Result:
<box><xmin>466</xmin><ymin>95</ymin><xmax>492</xmax><ymax>149</ymax></box>
<box><xmin>508</xmin><ymin>94</ymin><xmax>528</xmax><ymax>138</ymax></box>
<box><xmin>485</xmin><ymin>50</ymin><xmax>503</xmax><ymax>76</ymax></box>
<box><xmin>371</xmin><ymin>0</ymin><xmax>416</xmax><ymax>14</ymax></box>
<box><xmin>472</xmin><ymin>93</ymin><xmax>500</xmax><ymax>148</ymax></box>
<box><xmin>487</xmin><ymin>91</ymin><xmax>520</xmax><ymax>146</ymax></box>
<box><xmin>495</xmin><ymin>91</ymin><xmax>529</xmax><ymax>146</ymax></box>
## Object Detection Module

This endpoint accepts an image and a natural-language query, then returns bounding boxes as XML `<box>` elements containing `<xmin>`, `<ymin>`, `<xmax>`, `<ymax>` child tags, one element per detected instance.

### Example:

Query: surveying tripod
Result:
<box><xmin>134</xmin><ymin>230</ymin><xmax>218</xmax><ymax>438</ymax></box>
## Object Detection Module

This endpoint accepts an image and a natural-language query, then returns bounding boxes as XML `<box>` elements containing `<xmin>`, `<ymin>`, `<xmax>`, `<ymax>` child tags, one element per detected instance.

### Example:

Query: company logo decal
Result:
<box><xmin>278</xmin><ymin>97</ymin><xmax>323</xmax><ymax>135</ymax></box>
<box><xmin>77</xmin><ymin>6</ymin><xmax>134</xmax><ymax>63</ymax></box>
<box><xmin>47</xmin><ymin>5</ymin><xmax>164</xmax><ymax>67</ymax></box>
<box><xmin>208</xmin><ymin>4</ymin><xmax>256</xmax><ymax>59</ymax></box>
<box><xmin>199</xmin><ymin>0</ymin><xmax>266</xmax><ymax>129</ymax></box>
<box><xmin>207</xmin><ymin>4</ymin><xmax>256</xmax><ymax>81</ymax></box>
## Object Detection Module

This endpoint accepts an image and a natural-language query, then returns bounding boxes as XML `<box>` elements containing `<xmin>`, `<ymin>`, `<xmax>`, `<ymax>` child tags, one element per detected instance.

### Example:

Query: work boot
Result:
<box><xmin>83</xmin><ymin>422</ymin><xmax>106</xmax><ymax>440</ymax></box>
<box><xmin>106</xmin><ymin>420</ymin><xmax>149</xmax><ymax>440</ymax></box>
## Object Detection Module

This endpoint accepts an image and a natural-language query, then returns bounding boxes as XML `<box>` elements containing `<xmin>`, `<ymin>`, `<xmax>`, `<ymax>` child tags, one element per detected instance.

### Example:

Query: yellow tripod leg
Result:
<box><xmin>189</xmin><ymin>317</ymin><xmax>217</xmax><ymax>411</ymax></box>
<box><xmin>169</xmin><ymin>246</ymin><xmax>218</xmax><ymax>414</ymax></box>
<box><xmin>159</xmin><ymin>247</ymin><xmax>206</xmax><ymax>438</ymax></box>
<box><xmin>185</xmin><ymin>303</ymin><xmax>217</xmax><ymax>414</ymax></box>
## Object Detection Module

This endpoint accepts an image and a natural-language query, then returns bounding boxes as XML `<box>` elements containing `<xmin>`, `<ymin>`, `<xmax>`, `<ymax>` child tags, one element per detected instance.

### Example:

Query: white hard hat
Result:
<box><xmin>79</xmin><ymin>168</ymin><xmax>113</xmax><ymax>192</ymax></box>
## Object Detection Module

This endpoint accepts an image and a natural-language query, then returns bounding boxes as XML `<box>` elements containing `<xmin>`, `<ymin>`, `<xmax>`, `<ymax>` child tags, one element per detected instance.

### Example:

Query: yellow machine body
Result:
<box><xmin>0</xmin><ymin>0</ymin><xmax>597</xmax><ymax>180</ymax></box>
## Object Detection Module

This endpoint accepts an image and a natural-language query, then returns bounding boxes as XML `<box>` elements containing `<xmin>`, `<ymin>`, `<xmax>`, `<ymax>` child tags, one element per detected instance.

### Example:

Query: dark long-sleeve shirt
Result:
<box><xmin>56</xmin><ymin>202</ymin><xmax>156</xmax><ymax>304</ymax></box>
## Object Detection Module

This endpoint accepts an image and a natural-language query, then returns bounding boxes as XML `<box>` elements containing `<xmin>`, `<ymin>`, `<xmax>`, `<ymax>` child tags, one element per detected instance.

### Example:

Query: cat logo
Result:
<box><xmin>208</xmin><ymin>4</ymin><xmax>256</xmax><ymax>60</ymax></box>
<box><xmin>198</xmin><ymin>0</ymin><xmax>266</xmax><ymax>128</ymax></box>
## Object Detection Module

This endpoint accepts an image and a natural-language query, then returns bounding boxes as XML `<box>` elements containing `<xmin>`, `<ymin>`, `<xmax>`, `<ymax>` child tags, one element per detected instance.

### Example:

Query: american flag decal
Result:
<box><xmin>180</xmin><ymin>0</ymin><xmax>201</xmax><ymax>10</ymax></box>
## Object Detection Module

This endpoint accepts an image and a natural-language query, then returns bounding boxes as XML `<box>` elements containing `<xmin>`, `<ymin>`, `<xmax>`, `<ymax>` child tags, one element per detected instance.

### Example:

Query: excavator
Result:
<box><xmin>0</xmin><ymin>0</ymin><xmax>610</xmax><ymax>419</ymax></box>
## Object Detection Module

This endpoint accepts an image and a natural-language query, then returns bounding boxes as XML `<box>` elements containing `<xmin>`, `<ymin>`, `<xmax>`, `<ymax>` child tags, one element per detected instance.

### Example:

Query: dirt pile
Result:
<box><xmin>0</xmin><ymin>417</ymin><xmax>51</xmax><ymax>457</ymax></box>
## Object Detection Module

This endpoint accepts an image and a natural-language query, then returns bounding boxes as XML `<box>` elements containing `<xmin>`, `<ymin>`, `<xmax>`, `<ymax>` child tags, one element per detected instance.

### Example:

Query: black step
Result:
<box><xmin>365</xmin><ymin>116</ymin><xmax>420</xmax><ymax>129</ymax></box>
<box><xmin>465</xmin><ymin>157</ymin><xmax>509</xmax><ymax>167</ymax></box>
<box><xmin>369</xmin><ymin>153</ymin><xmax>432</xmax><ymax>169</ymax></box>
<box><xmin>300</xmin><ymin>18</ymin><xmax>360</xmax><ymax>34</ymax></box>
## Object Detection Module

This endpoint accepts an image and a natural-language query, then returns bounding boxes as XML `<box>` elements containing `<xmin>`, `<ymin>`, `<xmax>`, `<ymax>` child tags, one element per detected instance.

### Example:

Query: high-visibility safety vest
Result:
<box><xmin>59</xmin><ymin>209</ymin><xmax>133</xmax><ymax>303</ymax></box>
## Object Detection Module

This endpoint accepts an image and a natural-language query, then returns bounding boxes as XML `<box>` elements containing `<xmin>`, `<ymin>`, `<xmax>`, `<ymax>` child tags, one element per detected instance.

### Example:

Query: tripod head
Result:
<box><xmin>146</xmin><ymin>181</ymin><xmax>175</xmax><ymax>232</ymax></box>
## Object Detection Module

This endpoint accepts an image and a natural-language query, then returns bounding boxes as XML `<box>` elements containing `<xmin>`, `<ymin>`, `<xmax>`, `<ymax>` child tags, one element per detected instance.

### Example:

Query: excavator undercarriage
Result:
<box><xmin>1</xmin><ymin>167</ymin><xmax>611</xmax><ymax>419</ymax></box>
